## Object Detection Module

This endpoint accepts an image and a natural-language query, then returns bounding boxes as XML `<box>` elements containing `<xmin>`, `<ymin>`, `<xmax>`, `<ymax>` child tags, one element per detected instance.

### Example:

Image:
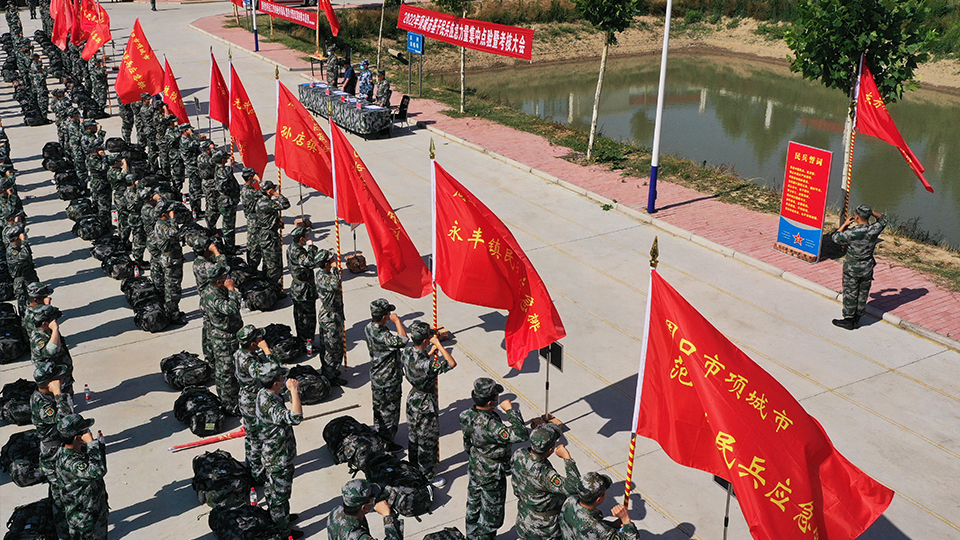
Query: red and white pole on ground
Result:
<box><xmin>646</xmin><ymin>0</ymin><xmax>673</xmax><ymax>214</ymax></box>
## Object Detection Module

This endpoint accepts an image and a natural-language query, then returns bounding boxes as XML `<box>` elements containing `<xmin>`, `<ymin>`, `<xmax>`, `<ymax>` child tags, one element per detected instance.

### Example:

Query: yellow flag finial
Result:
<box><xmin>429</xmin><ymin>138</ymin><xmax>435</xmax><ymax>160</ymax></box>
<box><xmin>650</xmin><ymin>237</ymin><xmax>659</xmax><ymax>268</ymax></box>
<box><xmin>275</xmin><ymin>65</ymin><xmax>279</xmax><ymax>80</ymax></box>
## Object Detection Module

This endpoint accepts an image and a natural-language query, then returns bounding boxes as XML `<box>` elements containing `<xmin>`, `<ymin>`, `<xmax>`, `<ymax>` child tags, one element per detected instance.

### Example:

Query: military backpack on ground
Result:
<box><xmin>133</xmin><ymin>302</ymin><xmax>169</xmax><ymax>333</ymax></box>
<box><xmin>0</xmin><ymin>379</ymin><xmax>37</xmax><ymax>426</ymax></box>
<box><xmin>3</xmin><ymin>497</ymin><xmax>58</xmax><ymax>539</ymax></box>
<box><xmin>41</xmin><ymin>141</ymin><xmax>62</xmax><ymax>159</ymax></box>
<box><xmin>322</xmin><ymin>415</ymin><xmax>389</xmax><ymax>473</ymax></box>
<box><xmin>207</xmin><ymin>502</ymin><xmax>283</xmax><ymax>540</ymax></box>
<box><xmin>422</xmin><ymin>527</ymin><xmax>467</xmax><ymax>540</ymax></box>
<box><xmin>365</xmin><ymin>453</ymin><xmax>433</xmax><ymax>517</ymax></box>
<box><xmin>286</xmin><ymin>364</ymin><xmax>330</xmax><ymax>405</ymax></box>
<box><xmin>174</xmin><ymin>387</ymin><xmax>224</xmax><ymax>437</ymax></box>
<box><xmin>65</xmin><ymin>197</ymin><xmax>97</xmax><ymax>222</ymax></box>
<box><xmin>100</xmin><ymin>253</ymin><xmax>135</xmax><ymax>280</ymax></box>
<box><xmin>0</xmin><ymin>429</ymin><xmax>45</xmax><ymax>487</ymax></box>
<box><xmin>0</xmin><ymin>303</ymin><xmax>27</xmax><ymax>364</ymax></box>
<box><xmin>345</xmin><ymin>252</ymin><xmax>367</xmax><ymax>274</ymax></box>
<box><xmin>90</xmin><ymin>235</ymin><xmax>126</xmax><ymax>261</ymax></box>
<box><xmin>72</xmin><ymin>215</ymin><xmax>105</xmax><ymax>241</ymax></box>
<box><xmin>0</xmin><ymin>267</ymin><xmax>14</xmax><ymax>302</ymax></box>
<box><xmin>121</xmin><ymin>276</ymin><xmax>161</xmax><ymax>310</ymax></box>
<box><xmin>160</xmin><ymin>351</ymin><xmax>212</xmax><ymax>390</ymax></box>
<box><xmin>239</xmin><ymin>278</ymin><xmax>281</xmax><ymax>312</ymax></box>
<box><xmin>191</xmin><ymin>449</ymin><xmax>254</xmax><ymax>509</ymax></box>
<box><xmin>224</xmin><ymin>256</ymin><xmax>258</xmax><ymax>287</ymax></box>
<box><xmin>262</xmin><ymin>324</ymin><xmax>305</xmax><ymax>364</ymax></box>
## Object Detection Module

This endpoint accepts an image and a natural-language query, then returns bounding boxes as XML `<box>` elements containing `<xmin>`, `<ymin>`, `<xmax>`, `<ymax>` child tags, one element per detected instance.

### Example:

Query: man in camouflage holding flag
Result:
<box><xmin>831</xmin><ymin>204</ymin><xmax>887</xmax><ymax>330</ymax></box>
<box><xmin>239</xmin><ymin>167</ymin><xmax>263</xmax><ymax>266</ymax></box>
<box><xmin>235</xmin><ymin>324</ymin><xmax>280</xmax><ymax>485</ymax></box>
<box><xmin>511</xmin><ymin>423</ymin><xmax>582</xmax><ymax>540</ymax></box>
<box><xmin>317</xmin><ymin>249</ymin><xmax>346</xmax><ymax>386</ymax></box>
<box><xmin>30</xmin><ymin>362</ymin><xmax>73</xmax><ymax>540</ymax></box>
<box><xmin>286</xmin><ymin>222</ymin><xmax>320</xmax><ymax>349</ymax></box>
<box><xmin>254</xmin><ymin>179</ymin><xmax>290</xmax><ymax>290</ymax></box>
<box><xmin>364</xmin><ymin>299</ymin><xmax>406</xmax><ymax>451</ymax></box>
<box><xmin>560</xmin><ymin>472</ymin><xmax>639</xmax><ymax>540</ymax></box>
<box><xmin>200</xmin><ymin>263</ymin><xmax>243</xmax><ymax>415</ymax></box>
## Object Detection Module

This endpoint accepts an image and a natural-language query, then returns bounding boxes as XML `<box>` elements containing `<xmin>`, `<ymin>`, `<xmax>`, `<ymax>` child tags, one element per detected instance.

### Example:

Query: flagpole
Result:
<box><xmin>330</xmin><ymin>112</ymin><xmax>347</xmax><ymax>368</ymax></box>
<box><xmin>645</xmin><ymin>0</ymin><xmax>672</xmax><ymax>214</ymax></box>
<box><xmin>103</xmin><ymin>49</ymin><xmax>112</xmax><ymax>115</ymax></box>
<box><xmin>228</xmin><ymin>50</ymin><xmax>234</xmax><ymax>159</ymax></box>
<box><xmin>625</xmin><ymin>236</ymin><xmax>658</xmax><ymax>508</ymax></box>
<box><xmin>430</xmin><ymin>137</ymin><xmax>439</xmax><ymax>464</ymax></box>
<box><xmin>841</xmin><ymin>54</ymin><xmax>864</xmax><ymax>223</ymax></box>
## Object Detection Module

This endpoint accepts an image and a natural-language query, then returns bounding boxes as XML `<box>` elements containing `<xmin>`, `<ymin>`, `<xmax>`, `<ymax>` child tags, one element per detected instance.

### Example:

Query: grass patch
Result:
<box><xmin>754</xmin><ymin>21</ymin><xmax>790</xmax><ymax>41</ymax></box>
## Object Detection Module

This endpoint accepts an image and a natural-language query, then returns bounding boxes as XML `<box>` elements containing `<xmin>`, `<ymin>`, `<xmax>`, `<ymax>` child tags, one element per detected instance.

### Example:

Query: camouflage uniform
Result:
<box><xmin>325</xmin><ymin>50</ymin><xmax>341</xmax><ymax>88</ymax></box>
<box><xmin>56</xmin><ymin>417</ymin><xmax>109</xmax><ymax>540</ymax></box>
<box><xmin>5</xmin><ymin>6</ymin><xmax>22</xmax><ymax>38</ymax></box>
<box><xmin>180</xmin><ymin>129</ymin><xmax>204</xmax><ymax>217</ymax></box>
<box><xmin>107</xmin><ymin>162</ymin><xmax>128</xmax><ymax>241</ymax></box>
<box><xmin>30</xmin><ymin>57</ymin><xmax>48</xmax><ymax>116</ymax></box>
<box><xmin>286</xmin><ymin>237</ymin><xmax>321</xmax><ymax>345</ymax></box>
<box><xmin>90</xmin><ymin>58</ymin><xmax>108</xmax><ymax>112</ymax></box>
<box><xmin>51</xmin><ymin>94</ymin><xmax>70</xmax><ymax>149</ymax></box>
<box><xmin>154</xmin><ymin>210</ymin><xmax>184</xmax><ymax>319</ymax></box>
<box><xmin>193</xmin><ymin>250</ymin><xmax>226</xmax><ymax>368</ymax></box>
<box><xmin>317</xmin><ymin>263</ymin><xmax>345</xmax><ymax>383</ymax></box>
<box><xmin>402</xmin><ymin>339</ymin><xmax>451</xmax><ymax>478</ymax></box>
<box><xmin>40</xmin><ymin>0</ymin><xmax>52</xmax><ymax>32</ymax></box>
<box><xmin>85</xmin><ymin>151</ymin><xmax>110</xmax><ymax>226</ymax></box>
<box><xmin>254</xmin><ymin>185</ymin><xmax>290</xmax><ymax>287</ymax></box>
<box><xmin>256</xmin><ymin>381</ymin><xmax>303</xmax><ymax>534</ymax></box>
<box><xmin>158</xmin><ymin>116</ymin><xmax>176</xmax><ymax>178</ymax></box>
<box><xmin>119</xmin><ymin>102</ymin><xmax>135</xmax><ymax>143</ymax></box>
<box><xmin>29</xmin><ymin>326</ymin><xmax>75</xmax><ymax>391</ymax></box>
<box><xmin>375</xmin><ymin>78</ymin><xmax>392</xmax><ymax>108</ymax></box>
<box><xmin>831</xmin><ymin>209</ymin><xmax>887</xmax><ymax>323</ymax></box>
<box><xmin>30</xmin><ymin>386</ymin><xmax>72</xmax><ymax>540</ymax></box>
<box><xmin>235</xmin><ymin>325</ymin><xmax>279</xmax><ymax>484</ymax></box>
<box><xmin>138</xmin><ymin>101</ymin><xmax>157</xmax><ymax>161</ymax></box>
<box><xmin>200</xmin><ymin>279</ymin><xmax>243</xmax><ymax>413</ymax></box>
<box><xmin>239</xmin><ymin>176</ymin><xmax>262</xmax><ymax>267</ymax></box>
<box><xmin>7</xmin><ymin>233</ymin><xmax>38</xmax><ymax>314</ymax></box>
<box><xmin>511</xmin><ymin>426</ymin><xmax>582</xmax><ymax>540</ymax></box>
<box><xmin>133</xmin><ymin>97</ymin><xmax>148</xmax><ymax>145</ymax></box>
<box><xmin>559</xmin><ymin>496</ymin><xmax>639</xmax><ymax>540</ymax></box>
<box><xmin>135</xmin><ymin>186</ymin><xmax>156</xmax><ymax>268</ymax></box>
<box><xmin>459</xmin><ymin>378</ymin><xmax>529</xmax><ymax>540</ymax></box>
<box><xmin>198</xmin><ymin>149</ymin><xmax>219</xmax><ymax>229</ymax></box>
<box><xmin>327</xmin><ymin>479</ymin><xmax>403</xmax><ymax>540</ymax></box>
<box><xmin>364</xmin><ymin>314</ymin><xmax>405</xmax><ymax>442</ymax></box>
<box><xmin>66</xmin><ymin>116</ymin><xmax>86</xmax><ymax>178</ymax></box>
<box><xmin>215</xmin><ymin>159</ymin><xmax>241</xmax><ymax>251</ymax></box>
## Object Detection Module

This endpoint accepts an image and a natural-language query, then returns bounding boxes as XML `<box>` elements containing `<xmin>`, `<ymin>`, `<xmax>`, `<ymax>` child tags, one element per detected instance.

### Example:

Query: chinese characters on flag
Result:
<box><xmin>209</xmin><ymin>53</ymin><xmax>230</xmax><ymax>125</ymax></box>
<box><xmin>633</xmin><ymin>269</ymin><xmax>893</xmax><ymax>540</ymax></box>
<box><xmin>162</xmin><ymin>59</ymin><xmax>189</xmax><ymax>124</ymax></box>
<box><xmin>329</xmin><ymin>122</ymin><xmax>431</xmax><ymax>299</ymax></box>
<box><xmin>50</xmin><ymin>0</ymin><xmax>75</xmax><ymax>50</ymax></box>
<box><xmin>275</xmin><ymin>81</ymin><xmax>333</xmax><ymax>196</ymax></box>
<box><xmin>229</xmin><ymin>65</ymin><xmax>269</xmax><ymax>177</ymax></box>
<box><xmin>855</xmin><ymin>64</ymin><xmax>934</xmax><ymax>193</ymax></box>
<box><xmin>433</xmin><ymin>163</ymin><xmax>565</xmax><ymax>369</ymax></box>
<box><xmin>114</xmin><ymin>19</ymin><xmax>164</xmax><ymax>105</ymax></box>
<box><xmin>79</xmin><ymin>0</ymin><xmax>110</xmax><ymax>60</ymax></box>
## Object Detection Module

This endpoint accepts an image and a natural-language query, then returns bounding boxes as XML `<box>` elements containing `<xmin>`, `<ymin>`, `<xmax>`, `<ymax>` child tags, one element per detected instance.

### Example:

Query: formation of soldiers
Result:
<box><xmin>3</xmin><ymin>7</ymin><xmax>644</xmax><ymax>539</ymax></box>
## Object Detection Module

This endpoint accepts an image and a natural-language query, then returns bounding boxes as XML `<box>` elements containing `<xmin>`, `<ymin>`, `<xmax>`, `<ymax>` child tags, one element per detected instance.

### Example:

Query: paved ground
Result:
<box><xmin>2</xmin><ymin>3</ymin><xmax>959</xmax><ymax>540</ymax></box>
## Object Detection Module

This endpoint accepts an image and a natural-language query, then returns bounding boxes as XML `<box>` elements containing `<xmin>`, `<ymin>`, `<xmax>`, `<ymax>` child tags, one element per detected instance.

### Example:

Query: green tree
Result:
<box><xmin>574</xmin><ymin>0</ymin><xmax>640</xmax><ymax>160</ymax></box>
<box><xmin>434</xmin><ymin>0</ymin><xmax>473</xmax><ymax>112</ymax></box>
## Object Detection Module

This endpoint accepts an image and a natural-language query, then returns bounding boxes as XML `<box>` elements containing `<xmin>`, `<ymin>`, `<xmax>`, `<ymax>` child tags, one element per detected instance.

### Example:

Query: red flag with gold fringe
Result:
<box><xmin>162</xmin><ymin>59</ymin><xmax>189</xmax><ymax>124</ymax></box>
<box><xmin>79</xmin><ymin>0</ymin><xmax>110</xmax><ymax>60</ymax></box>
<box><xmin>114</xmin><ymin>19</ymin><xmax>164</xmax><ymax>105</ymax></box>
<box><xmin>275</xmin><ymin>81</ymin><xmax>332</xmax><ymax>196</ymax></box>
<box><xmin>229</xmin><ymin>65</ymin><xmax>269</xmax><ymax>177</ymax></box>
<box><xmin>209</xmin><ymin>53</ymin><xmax>230</xmax><ymax>125</ymax></box>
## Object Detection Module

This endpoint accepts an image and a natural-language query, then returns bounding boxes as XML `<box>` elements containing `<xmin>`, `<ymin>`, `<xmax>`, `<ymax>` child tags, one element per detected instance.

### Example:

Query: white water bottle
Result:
<box><xmin>306</xmin><ymin>339</ymin><xmax>313</xmax><ymax>355</ymax></box>
<box><xmin>97</xmin><ymin>430</ymin><xmax>105</xmax><ymax>444</ymax></box>
<box><xmin>249</xmin><ymin>487</ymin><xmax>257</xmax><ymax>506</ymax></box>
<box><xmin>84</xmin><ymin>384</ymin><xmax>91</xmax><ymax>403</ymax></box>
<box><xmin>111</xmin><ymin>209</ymin><xmax>118</xmax><ymax>225</ymax></box>
<box><xmin>134</xmin><ymin>264</ymin><xmax>141</xmax><ymax>278</ymax></box>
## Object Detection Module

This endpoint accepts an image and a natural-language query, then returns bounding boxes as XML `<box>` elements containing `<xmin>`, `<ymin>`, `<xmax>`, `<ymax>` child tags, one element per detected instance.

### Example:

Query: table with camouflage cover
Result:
<box><xmin>299</xmin><ymin>83</ymin><xmax>392</xmax><ymax>138</ymax></box>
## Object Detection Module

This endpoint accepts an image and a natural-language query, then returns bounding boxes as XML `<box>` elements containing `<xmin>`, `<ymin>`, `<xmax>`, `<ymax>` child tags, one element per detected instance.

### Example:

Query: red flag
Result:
<box><xmin>78</xmin><ymin>0</ymin><xmax>110</xmax><ymax>60</ymax></box>
<box><xmin>633</xmin><ymin>269</ymin><xmax>894</xmax><ymax>540</ymax></box>
<box><xmin>229</xmin><ymin>65</ymin><xmax>269</xmax><ymax>177</ymax></box>
<box><xmin>162</xmin><ymin>59</ymin><xmax>189</xmax><ymax>124</ymax></box>
<box><xmin>275</xmin><ymin>82</ymin><xmax>333</xmax><ymax>196</ymax></box>
<box><xmin>329</xmin><ymin>122</ymin><xmax>431</xmax><ymax>298</ymax></box>
<box><xmin>855</xmin><ymin>64</ymin><xmax>934</xmax><ymax>193</ymax></box>
<box><xmin>318</xmin><ymin>0</ymin><xmax>340</xmax><ymax>36</ymax></box>
<box><xmin>209</xmin><ymin>53</ymin><xmax>230</xmax><ymax>125</ymax></box>
<box><xmin>434</xmin><ymin>163</ymin><xmax>565</xmax><ymax>369</ymax></box>
<box><xmin>70</xmin><ymin>0</ymin><xmax>87</xmax><ymax>46</ymax></box>
<box><xmin>114</xmin><ymin>19</ymin><xmax>164</xmax><ymax>105</ymax></box>
<box><xmin>50</xmin><ymin>0</ymin><xmax>74</xmax><ymax>50</ymax></box>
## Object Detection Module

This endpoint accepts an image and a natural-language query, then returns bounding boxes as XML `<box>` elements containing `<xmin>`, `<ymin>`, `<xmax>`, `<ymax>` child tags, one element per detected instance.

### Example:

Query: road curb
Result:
<box><xmin>188</xmin><ymin>23</ymin><xmax>314</xmax><ymax>72</ymax></box>
<box><xmin>421</xmin><ymin>123</ymin><xmax>960</xmax><ymax>353</ymax></box>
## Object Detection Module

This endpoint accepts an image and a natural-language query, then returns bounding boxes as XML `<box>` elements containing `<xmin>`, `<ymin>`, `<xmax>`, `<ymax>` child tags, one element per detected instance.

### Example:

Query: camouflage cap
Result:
<box><xmin>260</xmin><ymin>180</ymin><xmax>277</xmax><ymax>192</ymax></box>
<box><xmin>317</xmin><ymin>249</ymin><xmax>335</xmax><ymax>266</ymax></box>
<box><xmin>856</xmin><ymin>204</ymin><xmax>872</xmax><ymax>218</ymax></box>
<box><xmin>257</xmin><ymin>362</ymin><xmax>288</xmax><ymax>387</ymax></box>
<box><xmin>236</xmin><ymin>324</ymin><xmax>264</xmax><ymax>347</ymax></box>
<box><xmin>577</xmin><ymin>472</ymin><xmax>612</xmax><ymax>502</ymax></box>
<box><xmin>179</xmin><ymin>123</ymin><xmax>192</xmax><ymax>131</ymax></box>
<box><xmin>0</xmin><ymin>176</ymin><xmax>15</xmax><ymax>190</ymax></box>
<box><xmin>205</xmin><ymin>263</ymin><xmax>229</xmax><ymax>282</ymax></box>
<box><xmin>153</xmin><ymin>100</ymin><xmax>166</xmax><ymax>109</ymax></box>
<box><xmin>212</xmin><ymin>150</ymin><xmax>229</xmax><ymax>163</ymax></box>
<box><xmin>289</xmin><ymin>225</ymin><xmax>310</xmax><ymax>242</ymax></box>
<box><xmin>370</xmin><ymin>298</ymin><xmax>396</xmax><ymax>318</ymax></box>
<box><xmin>34</xmin><ymin>361</ymin><xmax>69</xmax><ymax>384</ymax></box>
<box><xmin>34</xmin><ymin>304</ymin><xmax>62</xmax><ymax>326</ymax></box>
<box><xmin>189</xmin><ymin>232</ymin><xmax>213</xmax><ymax>253</ymax></box>
<box><xmin>155</xmin><ymin>199</ymin><xmax>174</xmax><ymax>215</ymax></box>
<box><xmin>408</xmin><ymin>321</ymin><xmax>433</xmax><ymax>343</ymax></box>
<box><xmin>530</xmin><ymin>423</ymin><xmax>562</xmax><ymax>453</ymax></box>
<box><xmin>341</xmin><ymin>478</ymin><xmax>381</xmax><ymax>507</ymax></box>
<box><xmin>241</xmin><ymin>167</ymin><xmax>257</xmax><ymax>180</ymax></box>
<box><xmin>140</xmin><ymin>92</ymin><xmax>152</xmax><ymax>100</ymax></box>
<box><xmin>26</xmin><ymin>281</ymin><xmax>53</xmax><ymax>299</ymax></box>
<box><xmin>4</xmin><ymin>224</ymin><xmax>24</xmax><ymax>241</ymax></box>
<box><xmin>472</xmin><ymin>377</ymin><xmax>503</xmax><ymax>402</ymax></box>
<box><xmin>83</xmin><ymin>119</ymin><xmax>98</xmax><ymax>128</ymax></box>
<box><xmin>57</xmin><ymin>413</ymin><xmax>94</xmax><ymax>439</ymax></box>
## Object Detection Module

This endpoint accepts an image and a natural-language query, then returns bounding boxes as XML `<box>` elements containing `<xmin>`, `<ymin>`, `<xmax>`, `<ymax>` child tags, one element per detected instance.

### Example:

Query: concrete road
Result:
<box><xmin>1</xmin><ymin>3</ymin><xmax>958</xmax><ymax>539</ymax></box>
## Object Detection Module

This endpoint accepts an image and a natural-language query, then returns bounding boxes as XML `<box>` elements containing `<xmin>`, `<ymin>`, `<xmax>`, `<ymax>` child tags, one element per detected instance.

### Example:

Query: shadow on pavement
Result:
<box><xmin>858</xmin><ymin>515</ymin><xmax>912</xmax><ymax>540</ymax></box>
<box><xmin>550</xmin><ymin>375</ymin><xmax>635</xmax><ymax>438</ymax></box>
<box><xmin>870</xmin><ymin>287</ymin><xmax>929</xmax><ymax>311</ymax></box>
<box><xmin>109</xmin><ymin>477</ymin><xmax>198</xmax><ymax>539</ymax></box>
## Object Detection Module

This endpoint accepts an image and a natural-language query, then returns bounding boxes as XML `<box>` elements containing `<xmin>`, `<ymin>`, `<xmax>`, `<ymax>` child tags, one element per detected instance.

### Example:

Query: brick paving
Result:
<box><xmin>194</xmin><ymin>14</ymin><xmax>960</xmax><ymax>347</ymax></box>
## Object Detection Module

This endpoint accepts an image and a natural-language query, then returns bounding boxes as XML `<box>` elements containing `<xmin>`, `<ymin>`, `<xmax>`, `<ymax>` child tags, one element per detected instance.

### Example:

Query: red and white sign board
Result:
<box><xmin>397</xmin><ymin>4</ymin><xmax>534</xmax><ymax>60</ymax></box>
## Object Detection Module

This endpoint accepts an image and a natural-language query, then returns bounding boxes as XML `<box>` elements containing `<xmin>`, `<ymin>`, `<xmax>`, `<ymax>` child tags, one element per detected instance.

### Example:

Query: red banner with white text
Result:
<box><xmin>397</xmin><ymin>4</ymin><xmax>534</xmax><ymax>60</ymax></box>
<box><xmin>260</xmin><ymin>0</ymin><xmax>317</xmax><ymax>30</ymax></box>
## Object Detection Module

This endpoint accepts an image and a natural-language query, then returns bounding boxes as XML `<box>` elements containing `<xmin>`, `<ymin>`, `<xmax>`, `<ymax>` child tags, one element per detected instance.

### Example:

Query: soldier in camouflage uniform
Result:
<box><xmin>327</xmin><ymin>478</ymin><xmax>402</xmax><ymax>540</ymax></box>
<box><xmin>198</xmin><ymin>143</ymin><xmax>218</xmax><ymax>228</ymax></box>
<box><xmin>512</xmin><ymin>424</ymin><xmax>582</xmax><ymax>540</ymax></box>
<box><xmin>831</xmin><ymin>204</ymin><xmax>887</xmax><ymax>330</ymax></box>
<box><xmin>168</xmin><ymin>123</ymin><xmax>187</xmax><ymax>194</ymax></box>
<box><xmin>29</xmin><ymin>305</ymin><xmax>75</xmax><ymax>392</ymax></box>
<box><xmin>559</xmin><ymin>472</ymin><xmax>639</xmax><ymax>540</ymax></box>
<box><xmin>51</xmin><ymin>90</ymin><xmax>70</xmax><ymax>149</ymax></box>
<box><xmin>119</xmin><ymin>101</ymin><xmax>135</xmax><ymax>143</ymax></box>
<box><xmin>402</xmin><ymin>321</ymin><xmax>457</xmax><ymax>487</ymax></box>
<box><xmin>22</xmin><ymin>281</ymin><xmax>54</xmax><ymax>341</ymax></box>
<box><xmin>325</xmin><ymin>45</ymin><xmax>341</xmax><ymax>88</ymax></box>
<box><xmin>30</xmin><ymin>54</ymin><xmax>49</xmax><ymax>116</ymax></box>
<box><xmin>158</xmin><ymin>114</ymin><xmax>177</xmax><ymax>179</ymax></box>
<box><xmin>7</xmin><ymin>225</ymin><xmax>38</xmax><ymax>314</ymax></box>
<box><xmin>286</xmin><ymin>223</ymin><xmax>320</xmax><ymax>347</ymax></box>
<box><xmin>364</xmin><ymin>299</ymin><xmax>407</xmax><ymax>449</ymax></box>
<box><xmin>239</xmin><ymin>168</ymin><xmax>262</xmax><ymax>267</ymax></box>
<box><xmin>318</xmin><ymin>251</ymin><xmax>347</xmax><ymax>386</ymax></box>
<box><xmin>191</xmin><ymin>235</ymin><xmax>224</xmax><ymax>368</ymax></box>
<box><xmin>90</xmin><ymin>57</ymin><xmax>108</xmax><ymax>114</ymax></box>
<box><xmin>66</xmin><ymin>110</ymin><xmax>86</xmax><ymax>178</ymax></box>
<box><xmin>134</xmin><ymin>93</ymin><xmax>150</xmax><ymax>145</ymax></box>
<box><xmin>255</xmin><ymin>363</ymin><xmax>304</xmax><ymax>539</ymax></box>
<box><xmin>56</xmin><ymin>414</ymin><xmax>109</xmax><ymax>540</ymax></box>
<box><xmin>375</xmin><ymin>70</ymin><xmax>392</xmax><ymax>108</ymax></box>
<box><xmin>214</xmin><ymin>152</ymin><xmax>241</xmax><ymax>252</ymax></box>
<box><xmin>85</xmin><ymin>144</ymin><xmax>110</xmax><ymax>227</ymax></box>
<box><xmin>80</xmin><ymin>121</ymin><xmax>105</xmax><ymax>179</ymax></box>
<box><xmin>235</xmin><ymin>324</ymin><xmax>280</xmax><ymax>485</ymax></box>
<box><xmin>180</xmin><ymin>124</ymin><xmax>206</xmax><ymax>218</ymax></box>
<box><xmin>110</xmin><ymin>163</ymin><xmax>132</xmax><ymax>246</ymax></box>
<box><xmin>138</xmin><ymin>98</ymin><xmax>158</xmax><ymax>162</ymax></box>
<box><xmin>154</xmin><ymin>199</ymin><xmax>188</xmax><ymax>324</ymax></box>
<box><xmin>254</xmin><ymin>180</ymin><xmax>290</xmax><ymax>288</ymax></box>
<box><xmin>200</xmin><ymin>263</ymin><xmax>243</xmax><ymax>414</ymax></box>
<box><xmin>31</xmin><ymin>362</ymin><xmax>73</xmax><ymax>540</ymax></box>
<box><xmin>459</xmin><ymin>377</ymin><xmax>530</xmax><ymax>540</ymax></box>
<box><xmin>132</xmin><ymin>178</ymin><xmax>155</xmax><ymax>268</ymax></box>
<box><xmin>151</xmin><ymin>101</ymin><xmax>167</xmax><ymax>168</ymax></box>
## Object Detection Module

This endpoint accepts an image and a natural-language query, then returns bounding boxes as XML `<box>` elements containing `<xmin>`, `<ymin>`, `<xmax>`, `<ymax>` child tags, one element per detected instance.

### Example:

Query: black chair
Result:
<box><xmin>391</xmin><ymin>95</ymin><xmax>411</xmax><ymax>131</ymax></box>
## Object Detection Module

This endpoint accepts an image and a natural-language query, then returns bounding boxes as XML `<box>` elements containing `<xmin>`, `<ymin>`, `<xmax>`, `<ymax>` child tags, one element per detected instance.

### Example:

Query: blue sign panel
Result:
<box><xmin>407</xmin><ymin>32</ymin><xmax>424</xmax><ymax>55</ymax></box>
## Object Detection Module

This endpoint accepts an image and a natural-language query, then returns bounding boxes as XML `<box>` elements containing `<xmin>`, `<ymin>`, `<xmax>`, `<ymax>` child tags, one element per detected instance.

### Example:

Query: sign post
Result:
<box><xmin>406</xmin><ymin>32</ymin><xmax>423</xmax><ymax>96</ymax></box>
<box><xmin>773</xmin><ymin>141</ymin><xmax>832</xmax><ymax>263</ymax></box>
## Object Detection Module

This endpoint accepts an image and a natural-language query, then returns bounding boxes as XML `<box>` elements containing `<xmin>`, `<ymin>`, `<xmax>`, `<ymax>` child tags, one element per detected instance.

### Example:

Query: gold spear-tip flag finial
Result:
<box><xmin>275</xmin><ymin>65</ymin><xmax>279</xmax><ymax>79</ymax></box>
<box><xmin>429</xmin><ymin>138</ymin><xmax>435</xmax><ymax>160</ymax></box>
<box><xmin>649</xmin><ymin>236</ymin><xmax>659</xmax><ymax>268</ymax></box>
<box><xmin>228</xmin><ymin>48</ymin><xmax>232</xmax><ymax>60</ymax></box>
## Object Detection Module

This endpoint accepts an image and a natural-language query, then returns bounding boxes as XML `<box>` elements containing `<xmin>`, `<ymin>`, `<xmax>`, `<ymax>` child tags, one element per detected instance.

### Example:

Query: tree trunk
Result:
<box><xmin>587</xmin><ymin>40</ymin><xmax>609</xmax><ymax>161</ymax></box>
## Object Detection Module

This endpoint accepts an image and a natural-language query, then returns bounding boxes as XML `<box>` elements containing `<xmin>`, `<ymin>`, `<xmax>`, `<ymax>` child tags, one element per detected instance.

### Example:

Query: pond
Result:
<box><xmin>457</xmin><ymin>52</ymin><xmax>960</xmax><ymax>248</ymax></box>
